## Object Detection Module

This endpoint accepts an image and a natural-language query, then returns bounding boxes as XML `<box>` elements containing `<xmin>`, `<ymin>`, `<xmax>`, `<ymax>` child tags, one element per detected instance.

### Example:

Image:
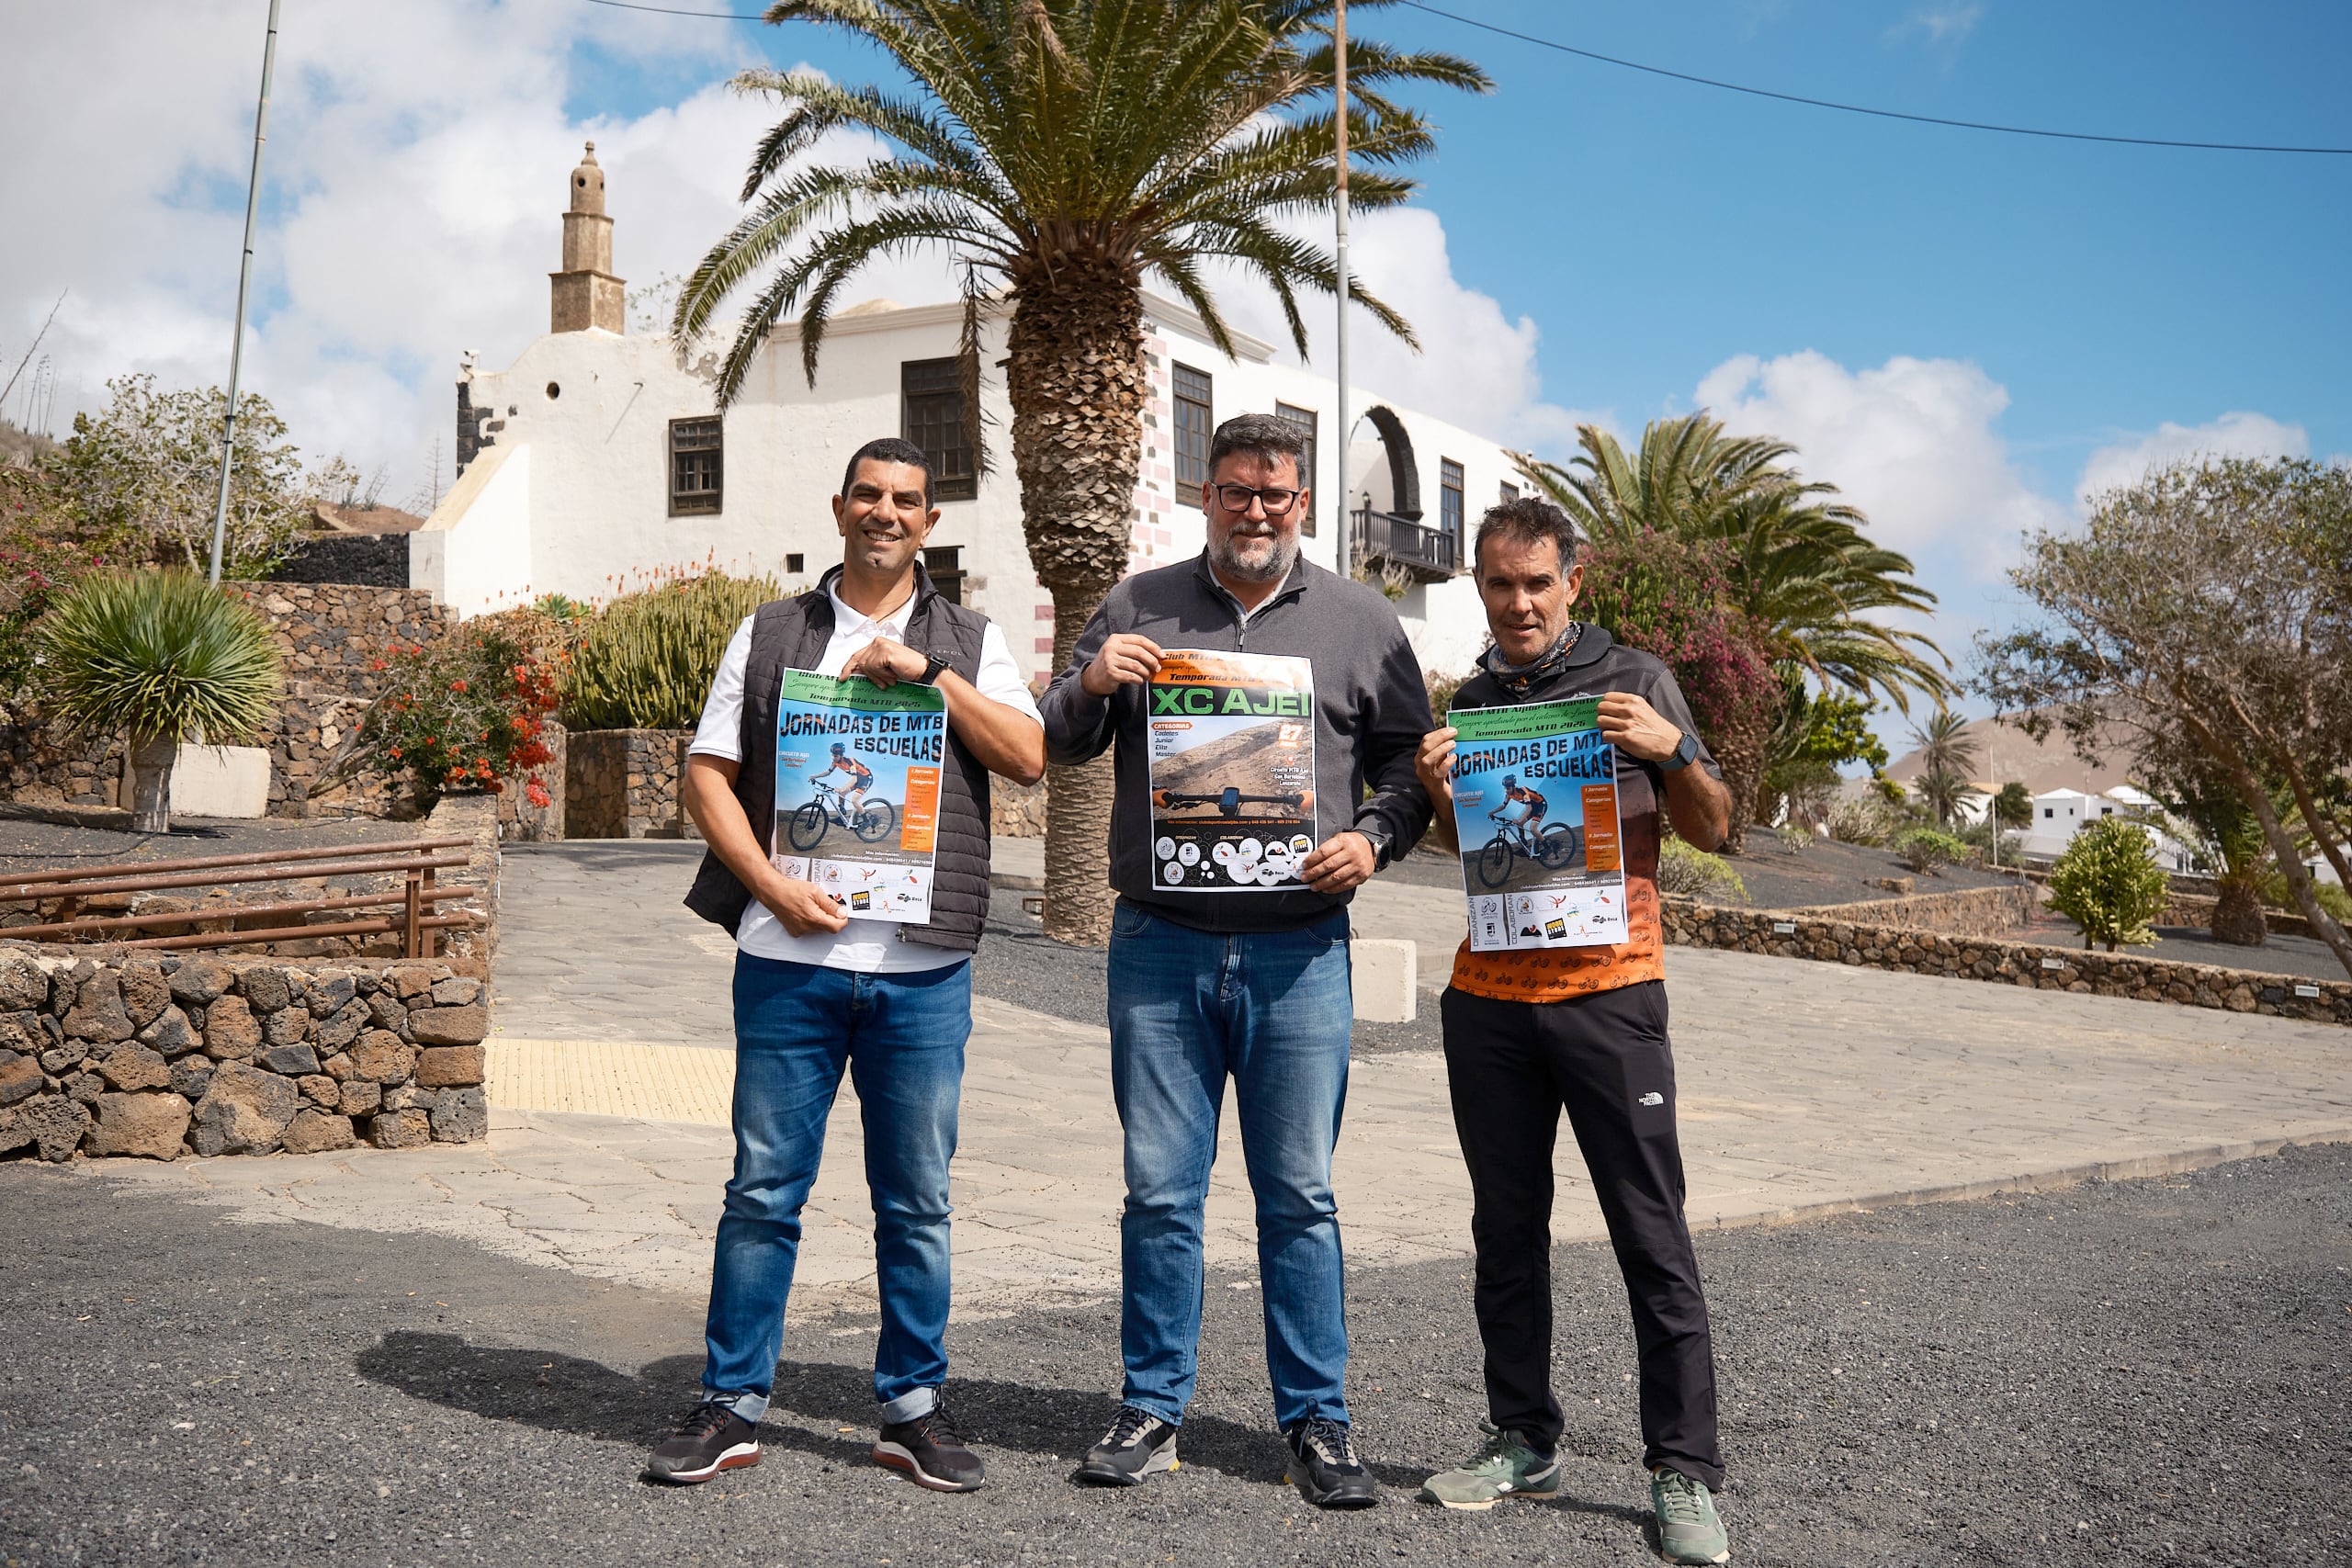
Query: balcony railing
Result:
<box><xmin>1352</xmin><ymin>504</ymin><xmax>1457</xmax><ymax>583</ymax></box>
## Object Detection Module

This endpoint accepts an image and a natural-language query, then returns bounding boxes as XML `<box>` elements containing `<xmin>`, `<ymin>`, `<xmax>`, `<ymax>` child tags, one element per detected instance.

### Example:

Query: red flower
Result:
<box><xmin>525</xmin><ymin>779</ymin><xmax>552</xmax><ymax>809</ymax></box>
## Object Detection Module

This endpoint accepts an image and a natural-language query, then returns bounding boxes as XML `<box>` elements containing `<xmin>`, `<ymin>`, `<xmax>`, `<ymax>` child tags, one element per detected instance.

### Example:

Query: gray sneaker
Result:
<box><xmin>1651</xmin><ymin>1467</ymin><xmax>1731</xmax><ymax>1564</ymax></box>
<box><xmin>1418</xmin><ymin>1422</ymin><xmax>1561</xmax><ymax>1510</ymax></box>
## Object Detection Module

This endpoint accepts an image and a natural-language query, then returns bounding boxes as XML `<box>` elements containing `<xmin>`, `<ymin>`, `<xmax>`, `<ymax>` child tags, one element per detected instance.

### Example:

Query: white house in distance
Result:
<box><xmin>413</xmin><ymin>144</ymin><xmax>1525</xmax><ymax>683</ymax></box>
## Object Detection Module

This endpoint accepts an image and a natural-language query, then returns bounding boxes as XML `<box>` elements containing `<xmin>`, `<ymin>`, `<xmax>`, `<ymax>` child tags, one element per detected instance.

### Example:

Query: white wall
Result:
<box><xmin>434</xmin><ymin>293</ymin><xmax>1521</xmax><ymax>683</ymax></box>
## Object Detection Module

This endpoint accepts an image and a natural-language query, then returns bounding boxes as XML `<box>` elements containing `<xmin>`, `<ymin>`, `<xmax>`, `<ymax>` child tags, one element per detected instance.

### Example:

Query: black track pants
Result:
<box><xmin>1439</xmin><ymin>979</ymin><xmax>1724</xmax><ymax>1489</ymax></box>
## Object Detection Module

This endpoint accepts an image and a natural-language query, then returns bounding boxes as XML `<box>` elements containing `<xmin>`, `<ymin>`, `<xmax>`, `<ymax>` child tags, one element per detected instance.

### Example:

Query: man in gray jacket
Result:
<box><xmin>1040</xmin><ymin>412</ymin><xmax>1431</xmax><ymax>1508</ymax></box>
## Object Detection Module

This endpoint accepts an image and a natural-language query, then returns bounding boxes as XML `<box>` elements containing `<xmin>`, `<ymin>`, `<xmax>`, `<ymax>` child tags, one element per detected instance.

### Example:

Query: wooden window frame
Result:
<box><xmin>668</xmin><ymin>416</ymin><xmax>723</xmax><ymax>517</ymax></box>
<box><xmin>900</xmin><ymin>357</ymin><xmax>978</xmax><ymax>502</ymax></box>
<box><xmin>1172</xmin><ymin>363</ymin><xmax>1214</xmax><ymax>502</ymax></box>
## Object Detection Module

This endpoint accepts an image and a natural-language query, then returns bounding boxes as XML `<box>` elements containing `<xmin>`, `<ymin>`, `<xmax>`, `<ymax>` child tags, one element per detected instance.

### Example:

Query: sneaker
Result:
<box><xmin>1074</xmin><ymin>1404</ymin><xmax>1182</xmax><ymax>1486</ymax></box>
<box><xmin>1283</xmin><ymin>1416</ymin><xmax>1378</xmax><ymax>1509</ymax></box>
<box><xmin>642</xmin><ymin>1402</ymin><xmax>761</xmax><ymax>1484</ymax></box>
<box><xmin>874</xmin><ymin>1400</ymin><xmax>987</xmax><ymax>1493</ymax></box>
<box><xmin>1418</xmin><ymin>1421</ymin><xmax>1562</xmax><ymax>1510</ymax></box>
<box><xmin>1651</xmin><ymin>1467</ymin><xmax>1731</xmax><ymax>1564</ymax></box>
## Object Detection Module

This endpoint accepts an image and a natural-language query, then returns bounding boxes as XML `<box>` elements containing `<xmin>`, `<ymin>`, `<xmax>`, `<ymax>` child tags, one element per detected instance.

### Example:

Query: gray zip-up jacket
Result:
<box><xmin>1040</xmin><ymin>552</ymin><xmax>1434</xmax><ymax>933</ymax></box>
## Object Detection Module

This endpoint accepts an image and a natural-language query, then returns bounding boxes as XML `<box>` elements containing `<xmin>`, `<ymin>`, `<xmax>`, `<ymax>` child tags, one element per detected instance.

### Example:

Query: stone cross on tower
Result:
<box><xmin>550</xmin><ymin>141</ymin><xmax>625</xmax><ymax>333</ymax></box>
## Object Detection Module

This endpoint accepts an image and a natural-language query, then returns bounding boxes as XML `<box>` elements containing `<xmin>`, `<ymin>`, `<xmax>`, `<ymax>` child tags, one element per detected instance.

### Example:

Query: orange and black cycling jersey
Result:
<box><xmin>1502</xmin><ymin>784</ymin><xmax>1547</xmax><ymax>812</ymax></box>
<box><xmin>820</xmin><ymin>756</ymin><xmax>874</xmax><ymax>785</ymax></box>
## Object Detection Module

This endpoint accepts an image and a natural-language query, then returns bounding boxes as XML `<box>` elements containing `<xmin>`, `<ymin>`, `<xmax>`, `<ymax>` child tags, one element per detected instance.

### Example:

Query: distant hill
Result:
<box><xmin>1883</xmin><ymin>713</ymin><xmax>2137</xmax><ymax>795</ymax></box>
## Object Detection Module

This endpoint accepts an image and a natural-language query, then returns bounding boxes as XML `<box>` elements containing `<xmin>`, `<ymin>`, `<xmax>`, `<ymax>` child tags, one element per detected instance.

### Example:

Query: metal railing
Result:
<box><xmin>1351</xmin><ymin>503</ymin><xmax>1457</xmax><ymax>581</ymax></box>
<box><xmin>0</xmin><ymin>835</ymin><xmax>480</xmax><ymax>956</ymax></box>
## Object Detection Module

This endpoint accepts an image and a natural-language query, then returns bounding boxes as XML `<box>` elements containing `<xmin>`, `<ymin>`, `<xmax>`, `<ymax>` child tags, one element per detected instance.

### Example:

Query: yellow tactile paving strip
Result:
<box><xmin>487</xmin><ymin>1038</ymin><xmax>735</xmax><ymax>1126</ymax></box>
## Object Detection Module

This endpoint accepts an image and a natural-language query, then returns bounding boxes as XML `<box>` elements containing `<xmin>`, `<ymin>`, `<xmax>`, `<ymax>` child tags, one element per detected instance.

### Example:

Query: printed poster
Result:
<box><xmin>1146</xmin><ymin>649</ymin><xmax>1317</xmax><ymax>892</ymax></box>
<box><xmin>770</xmin><ymin>670</ymin><xmax>946</xmax><ymax>923</ymax></box>
<box><xmin>1448</xmin><ymin>695</ymin><xmax>1628</xmax><ymax>951</ymax></box>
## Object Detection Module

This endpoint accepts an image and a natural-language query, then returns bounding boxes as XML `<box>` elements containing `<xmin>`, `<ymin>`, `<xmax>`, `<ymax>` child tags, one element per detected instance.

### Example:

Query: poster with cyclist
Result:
<box><xmin>770</xmin><ymin>670</ymin><xmax>946</xmax><ymax>923</ymax></box>
<box><xmin>1145</xmin><ymin>649</ymin><xmax>1317</xmax><ymax>892</ymax></box>
<box><xmin>1447</xmin><ymin>694</ymin><xmax>1627</xmax><ymax>951</ymax></box>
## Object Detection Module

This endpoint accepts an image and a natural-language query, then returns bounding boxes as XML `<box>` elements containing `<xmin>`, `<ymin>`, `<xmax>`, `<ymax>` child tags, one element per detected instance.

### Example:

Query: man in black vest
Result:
<box><xmin>645</xmin><ymin>437</ymin><xmax>1045</xmax><ymax>1494</ymax></box>
<box><xmin>1041</xmin><ymin>412</ymin><xmax>1434</xmax><ymax>1508</ymax></box>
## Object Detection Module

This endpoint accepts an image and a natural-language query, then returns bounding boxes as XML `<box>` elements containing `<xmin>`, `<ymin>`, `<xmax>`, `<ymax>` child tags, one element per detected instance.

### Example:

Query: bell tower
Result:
<box><xmin>549</xmin><ymin>141</ymin><xmax>626</xmax><ymax>333</ymax></box>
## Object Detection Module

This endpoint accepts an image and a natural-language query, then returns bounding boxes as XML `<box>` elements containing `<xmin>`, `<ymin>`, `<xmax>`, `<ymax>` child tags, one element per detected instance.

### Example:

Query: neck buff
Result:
<box><xmin>1480</xmin><ymin>622</ymin><xmax>1584</xmax><ymax>695</ymax></box>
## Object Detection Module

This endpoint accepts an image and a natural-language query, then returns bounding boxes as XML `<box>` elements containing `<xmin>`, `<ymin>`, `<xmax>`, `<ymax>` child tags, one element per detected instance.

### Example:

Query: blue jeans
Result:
<box><xmin>1107</xmin><ymin>899</ymin><xmax>1354</xmax><ymax>1430</ymax></box>
<box><xmin>702</xmin><ymin>953</ymin><xmax>970</xmax><ymax>1425</ymax></box>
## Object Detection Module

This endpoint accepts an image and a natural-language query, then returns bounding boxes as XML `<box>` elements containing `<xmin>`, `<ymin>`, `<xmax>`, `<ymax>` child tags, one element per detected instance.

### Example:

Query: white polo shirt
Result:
<box><xmin>688</xmin><ymin>586</ymin><xmax>1042</xmax><ymax>973</ymax></box>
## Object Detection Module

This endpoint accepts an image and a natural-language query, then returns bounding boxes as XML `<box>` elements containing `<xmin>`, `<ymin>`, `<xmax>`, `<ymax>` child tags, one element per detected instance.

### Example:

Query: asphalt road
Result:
<box><xmin>5</xmin><ymin>1143</ymin><xmax>2344</xmax><ymax>1568</ymax></box>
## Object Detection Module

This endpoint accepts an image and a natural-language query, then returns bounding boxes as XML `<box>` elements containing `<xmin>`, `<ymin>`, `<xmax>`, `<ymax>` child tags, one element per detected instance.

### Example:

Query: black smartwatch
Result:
<box><xmin>1352</xmin><ymin>824</ymin><xmax>1394</xmax><ymax>869</ymax></box>
<box><xmin>1661</xmin><ymin>730</ymin><xmax>1702</xmax><ymax>773</ymax></box>
<box><xmin>916</xmin><ymin>651</ymin><xmax>951</xmax><ymax>685</ymax></box>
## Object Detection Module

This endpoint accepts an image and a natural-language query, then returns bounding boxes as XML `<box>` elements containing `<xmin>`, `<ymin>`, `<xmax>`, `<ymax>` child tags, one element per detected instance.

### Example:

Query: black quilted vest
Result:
<box><xmin>683</xmin><ymin>563</ymin><xmax>995</xmax><ymax>953</ymax></box>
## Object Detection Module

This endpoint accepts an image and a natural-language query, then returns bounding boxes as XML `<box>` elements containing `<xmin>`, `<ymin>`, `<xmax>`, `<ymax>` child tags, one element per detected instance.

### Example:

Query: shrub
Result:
<box><xmin>1826</xmin><ymin>791</ymin><xmax>1898</xmax><ymax>848</ymax></box>
<box><xmin>2048</xmin><ymin>817</ymin><xmax>2169</xmax><ymax>951</ymax></box>
<box><xmin>34</xmin><ymin>568</ymin><xmax>283</xmax><ymax>831</ymax></box>
<box><xmin>565</xmin><ymin>571</ymin><xmax>779</xmax><ymax>730</ymax></box>
<box><xmin>355</xmin><ymin>624</ymin><xmax>562</xmax><ymax>802</ymax></box>
<box><xmin>2257</xmin><ymin>870</ymin><xmax>2352</xmax><ymax>925</ymax></box>
<box><xmin>1894</xmin><ymin>827</ymin><xmax>1973</xmax><ymax>875</ymax></box>
<box><xmin>1657</xmin><ymin>836</ymin><xmax>1747</xmax><ymax>903</ymax></box>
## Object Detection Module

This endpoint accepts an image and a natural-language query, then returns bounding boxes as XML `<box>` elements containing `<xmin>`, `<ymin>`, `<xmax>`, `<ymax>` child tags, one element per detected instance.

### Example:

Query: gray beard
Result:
<box><xmin>1211</xmin><ymin>531</ymin><xmax>1297</xmax><ymax>584</ymax></box>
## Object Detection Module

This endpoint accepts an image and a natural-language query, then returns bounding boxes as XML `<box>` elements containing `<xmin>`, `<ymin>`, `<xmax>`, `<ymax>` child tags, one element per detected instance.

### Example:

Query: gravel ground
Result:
<box><xmin>4</xmin><ymin>1142</ymin><xmax>2344</xmax><ymax>1568</ymax></box>
<box><xmin>1994</xmin><ymin>908</ymin><xmax>2346</xmax><ymax>984</ymax></box>
<box><xmin>0</xmin><ymin>806</ymin><xmax>424</xmax><ymax>873</ymax></box>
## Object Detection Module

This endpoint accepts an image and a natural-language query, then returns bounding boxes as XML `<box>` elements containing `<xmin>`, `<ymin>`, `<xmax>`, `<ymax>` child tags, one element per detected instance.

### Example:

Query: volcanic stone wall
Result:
<box><xmin>0</xmin><ymin>947</ymin><xmax>490</xmax><ymax>1163</ymax></box>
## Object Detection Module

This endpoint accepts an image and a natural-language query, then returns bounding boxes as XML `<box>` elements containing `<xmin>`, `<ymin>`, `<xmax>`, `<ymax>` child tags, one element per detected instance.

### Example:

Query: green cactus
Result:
<box><xmin>564</xmin><ymin>572</ymin><xmax>780</xmax><ymax>730</ymax></box>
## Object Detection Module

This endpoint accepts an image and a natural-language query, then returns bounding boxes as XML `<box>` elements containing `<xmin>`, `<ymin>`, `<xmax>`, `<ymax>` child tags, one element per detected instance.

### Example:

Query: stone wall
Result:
<box><xmin>1786</xmin><ymin>882</ymin><xmax>2041</xmax><ymax>940</ymax></box>
<box><xmin>566</xmin><ymin>728</ymin><xmax>695</xmax><ymax>840</ymax></box>
<box><xmin>992</xmin><ymin>776</ymin><xmax>1046</xmax><ymax>837</ymax></box>
<box><xmin>0</xmin><ymin>946</ymin><xmax>490</xmax><ymax>1163</ymax></box>
<box><xmin>1661</xmin><ymin>897</ymin><xmax>2350</xmax><ymax>1027</ymax></box>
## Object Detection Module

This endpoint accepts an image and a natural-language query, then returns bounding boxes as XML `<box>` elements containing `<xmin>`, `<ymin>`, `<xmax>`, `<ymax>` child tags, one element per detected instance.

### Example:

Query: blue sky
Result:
<box><xmin>5</xmin><ymin>0</ymin><xmax>2346</xmax><ymax>747</ymax></box>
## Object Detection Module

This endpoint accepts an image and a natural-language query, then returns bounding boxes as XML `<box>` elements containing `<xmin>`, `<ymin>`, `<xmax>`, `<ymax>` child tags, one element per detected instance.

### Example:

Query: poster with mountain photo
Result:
<box><xmin>1145</xmin><ymin>649</ymin><xmax>1317</xmax><ymax>893</ymax></box>
<box><xmin>768</xmin><ymin>670</ymin><xmax>946</xmax><ymax>923</ymax></box>
<box><xmin>1448</xmin><ymin>695</ymin><xmax>1627</xmax><ymax>951</ymax></box>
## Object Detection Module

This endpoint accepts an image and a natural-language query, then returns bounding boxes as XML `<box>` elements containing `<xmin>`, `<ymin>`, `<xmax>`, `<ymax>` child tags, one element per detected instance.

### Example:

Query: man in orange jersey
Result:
<box><xmin>1411</xmin><ymin>496</ymin><xmax>1736</xmax><ymax>1565</ymax></box>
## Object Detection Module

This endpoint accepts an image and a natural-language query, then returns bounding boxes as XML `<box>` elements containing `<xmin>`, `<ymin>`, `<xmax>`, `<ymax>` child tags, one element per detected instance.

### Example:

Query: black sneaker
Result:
<box><xmin>1283</xmin><ymin>1416</ymin><xmax>1378</xmax><ymax>1509</ymax></box>
<box><xmin>874</xmin><ymin>1400</ymin><xmax>987</xmax><ymax>1493</ymax></box>
<box><xmin>642</xmin><ymin>1402</ymin><xmax>761</xmax><ymax>1484</ymax></box>
<box><xmin>1074</xmin><ymin>1404</ymin><xmax>1181</xmax><ymax>1486</ymax></box>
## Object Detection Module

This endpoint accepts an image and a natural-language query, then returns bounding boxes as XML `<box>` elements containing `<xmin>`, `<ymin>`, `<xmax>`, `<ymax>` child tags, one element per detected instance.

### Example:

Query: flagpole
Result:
<box><xmin>1331</xmin><ymin>0</ymin><xmax>1351</xmax><ymax>581</ymax></box>
<box><xmin>207</xmin><ymin>0</ymin><xmax>281</xmax><ymax>586</ymax></box>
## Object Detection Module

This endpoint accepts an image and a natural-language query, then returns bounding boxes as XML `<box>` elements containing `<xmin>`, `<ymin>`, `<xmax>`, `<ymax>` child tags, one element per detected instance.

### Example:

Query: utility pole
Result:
<box><xmin>1330</xmin><ymin>0</ymin><xmax>1351</xmax><ymax>581</ymax></box>
<box><xmin>207</xmin><ymin>0</ymin><xmax>281</xmax><ymax>586</ymax></box>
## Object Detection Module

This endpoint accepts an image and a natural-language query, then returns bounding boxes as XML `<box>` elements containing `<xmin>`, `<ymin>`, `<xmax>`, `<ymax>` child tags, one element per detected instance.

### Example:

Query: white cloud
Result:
<box><xmin>2074</xmin><ymin>412</ymin><xmax>2310</xmax><ymax>504</ymax></box>
<box><xmin>1898</xmin><ymin>3</ymin><xmax>1986</xmax><ymax>45</ymax></box>
<box><xmin>1695</xmin><ymin>349</ymin><xmax>2066</xmax><ymax>572</ymax></box>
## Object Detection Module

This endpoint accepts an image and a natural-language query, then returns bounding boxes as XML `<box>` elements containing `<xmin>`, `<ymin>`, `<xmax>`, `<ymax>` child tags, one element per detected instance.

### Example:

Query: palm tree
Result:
<box><xmin>1517</xmin><ymin>414</ymin><xmax>1951</xmax><ymax>712</ymax></box>
<box><xmin>1907</xmin><ymin>709</ymin><xmax>1983</xmax><ymax>829</ymax></box>
<box><xmin>675</xmin><ymin>0</ymin><xmax>1487</xmax><ymax>944</ymax></box>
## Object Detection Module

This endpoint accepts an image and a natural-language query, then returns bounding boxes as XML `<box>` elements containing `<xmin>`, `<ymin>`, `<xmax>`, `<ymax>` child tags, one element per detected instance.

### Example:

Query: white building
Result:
<box><xmin>414</xmin><ymin>144</ymin><xmax>1525</xmax><ymax>683</ymax></box>
<box><xmin>2020</xmin><ymin>784</ymin><xmax>2196</xmax><ymax>870</ymax></box>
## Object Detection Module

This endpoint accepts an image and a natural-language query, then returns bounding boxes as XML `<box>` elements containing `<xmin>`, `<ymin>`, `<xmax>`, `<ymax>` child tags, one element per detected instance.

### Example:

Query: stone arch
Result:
<box><xmin>1363</xmin><ymin>405</ymin><xmax>1421</xmax><ymax>521</ymax></box>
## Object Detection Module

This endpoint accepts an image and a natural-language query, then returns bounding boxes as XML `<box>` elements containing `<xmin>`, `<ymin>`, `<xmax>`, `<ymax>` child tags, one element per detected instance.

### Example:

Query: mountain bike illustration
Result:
<box><xmin>786</xmin><ymin>779</ymin><xmax>897</xmax><ymax>852</ymax></box>
<box><xmin>1155</xmin><ymin>785</ymin><xmax>1309</xmax><ymax>818</ymax></box>
<box><xmin>1475</xmin><ymin>809</ymin><xmax>1581</xmax><ymax>888</ymax></box>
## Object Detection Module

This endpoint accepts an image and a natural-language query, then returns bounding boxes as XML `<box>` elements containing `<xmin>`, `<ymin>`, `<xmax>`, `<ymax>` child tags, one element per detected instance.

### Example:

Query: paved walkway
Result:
<box><xmin>84</xmin><ymin>838</ymin><xmax>2352</xmax><ymax>1320</ymax></box>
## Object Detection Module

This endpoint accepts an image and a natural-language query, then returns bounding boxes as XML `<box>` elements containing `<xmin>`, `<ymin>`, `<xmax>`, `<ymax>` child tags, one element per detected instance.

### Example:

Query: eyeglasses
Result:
<box><xmin>1212</xmin><ymin>483</ymin><xmax>1302</xmax><ymax>515</ymax></box>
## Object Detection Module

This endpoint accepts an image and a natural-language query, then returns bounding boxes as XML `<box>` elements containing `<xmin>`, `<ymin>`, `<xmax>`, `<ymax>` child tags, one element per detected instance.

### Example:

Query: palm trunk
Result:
<box><xmin>1005</xmin><ymin>255</ymin><xmax>1148</xmax><ymax>948</ymax></box>
<box><xmin>127</xmin><ymin>735</ymin><xmax>178</xmax><ymax>834</ymax></box>
<box><xmin>2211</xmin><ymin>869</ymin><xmax>2267</xmax><ymax>947</ymax></box>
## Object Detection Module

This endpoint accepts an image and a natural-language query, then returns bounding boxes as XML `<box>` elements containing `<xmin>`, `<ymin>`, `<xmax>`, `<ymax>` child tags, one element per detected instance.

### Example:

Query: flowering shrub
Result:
<box><xmin>0</xmin><ymin>468</ymin><xmax>120</xmax><ymax>704</ymax></box>
<box><xmin>1579</xmin><ymin>532</ymin><xmax>1784</xmax><ymax>851</ymax></box>
<box><xmin>356</xmin><ymin>624</ymin><xmax>562</xmax><ymax>799</ymax></box>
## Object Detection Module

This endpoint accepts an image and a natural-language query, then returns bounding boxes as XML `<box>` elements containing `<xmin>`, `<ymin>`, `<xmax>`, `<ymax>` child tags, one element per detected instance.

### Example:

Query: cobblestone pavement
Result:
<box><xmin>81</xmin><ymin>836</ymin><xmax>2352</xmax><ymax>1324</ymax></box>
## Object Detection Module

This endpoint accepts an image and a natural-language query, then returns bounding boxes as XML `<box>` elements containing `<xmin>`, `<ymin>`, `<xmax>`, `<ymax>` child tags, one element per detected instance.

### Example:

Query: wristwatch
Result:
<box><xmin>916</xmin><ymin>651</ymin><xmax>951</xmax><ymax>685</ymax></box>
<box><xmin>1352</xmin><ymin>823</ymin><xmax>1394</xmax><ymax>869</ymax></box>
<box><xmin>1661</xmin><ymin>730</ymin><xmax>1702</xmax><ymax>772</ymax></box>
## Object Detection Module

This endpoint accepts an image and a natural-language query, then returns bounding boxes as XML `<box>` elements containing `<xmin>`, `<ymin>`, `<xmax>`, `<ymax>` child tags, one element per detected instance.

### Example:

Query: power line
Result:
<box><xmin>1397</xmin><ymin>1</ymin><xmax>2352</xmax><ymax>155</ymax></box>
<box><xmin>576</xmin><ymin>0</ymin><xmax>2352</xmax><ymax>156</ymax></box>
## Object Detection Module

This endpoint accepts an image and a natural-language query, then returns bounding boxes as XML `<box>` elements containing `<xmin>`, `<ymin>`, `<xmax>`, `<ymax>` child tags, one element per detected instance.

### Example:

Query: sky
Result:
<box><xmin>3</xmin><ymin>0</ymin><xmax>2346</xmax><ymax>749</ymax></box>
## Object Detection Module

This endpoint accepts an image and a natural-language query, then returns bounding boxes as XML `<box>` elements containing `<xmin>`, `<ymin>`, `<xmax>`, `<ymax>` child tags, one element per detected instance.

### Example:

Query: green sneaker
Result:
<box><xmin>1417</xmin><ymin>1422</ymin><xmax>1562</xmax><ymax>1510</ymax></box>
<box><xmin>1651</xmin><ymin>1467</ymin><xmax>1731</xmax><ymax>1564</ymax></box>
